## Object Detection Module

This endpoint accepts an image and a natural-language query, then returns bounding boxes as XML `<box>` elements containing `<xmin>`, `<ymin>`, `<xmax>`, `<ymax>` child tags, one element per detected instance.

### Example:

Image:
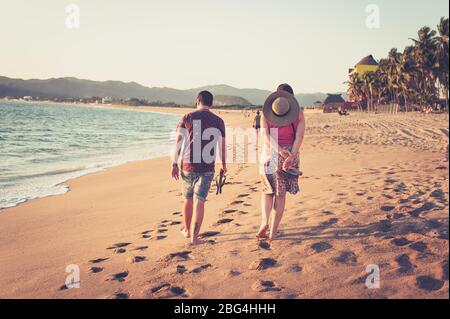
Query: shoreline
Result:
<box><xmin>0</xmin><ymin>102</ymin><xmax>253</xmax><ymax>211</ymax></box>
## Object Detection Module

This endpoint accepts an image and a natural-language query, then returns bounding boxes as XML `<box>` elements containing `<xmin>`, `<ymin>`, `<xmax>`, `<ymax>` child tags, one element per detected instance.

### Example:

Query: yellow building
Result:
<box><xmin>348</xmin><ymin>55</ymin><xmax>379</xmax><ymax>77</ymax></box>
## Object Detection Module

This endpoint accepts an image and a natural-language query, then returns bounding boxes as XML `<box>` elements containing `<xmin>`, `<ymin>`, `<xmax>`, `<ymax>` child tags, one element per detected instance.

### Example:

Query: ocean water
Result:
<box><xmin>0</xmin><ymin>102</ymin><xmax>181</xmax><ymax>209</ymax></box>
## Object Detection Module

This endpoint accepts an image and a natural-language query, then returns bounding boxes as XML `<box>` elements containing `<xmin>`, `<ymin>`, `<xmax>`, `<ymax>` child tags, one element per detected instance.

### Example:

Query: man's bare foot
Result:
<box><xmin>181</xmin><ymin>228</ymin><xmax>191</xmax><ymax>239</ymax></box>
<box><xmin>190</xmin><ymin>237</ymin><xmax>207</xmax><ymax>246</ymax></box>
<box><xmin>256</xmin><ymin>224</ymin><xmax>269</xmax><ymax>240</ymax></box>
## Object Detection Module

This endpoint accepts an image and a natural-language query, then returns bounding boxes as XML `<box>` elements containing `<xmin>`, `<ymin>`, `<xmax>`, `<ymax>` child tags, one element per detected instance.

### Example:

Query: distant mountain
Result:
<box><xmin>190</xmin><ymin>84</ymin><xmax>271</xmax><ymax>105</ymax></box>
<box><xmin>295</xmin><ymin>92</ymin><xmax>348</xmax><ymax>106</ymax></box>
<box><xmin>214</xmin><ymin>95</ymin><xmax>252</xmax><ymax>107</ymax></box>
<box><xmin>0</xmin><ymin>76</ymin><xmax>346</xmax><ymax>106</ymax></box>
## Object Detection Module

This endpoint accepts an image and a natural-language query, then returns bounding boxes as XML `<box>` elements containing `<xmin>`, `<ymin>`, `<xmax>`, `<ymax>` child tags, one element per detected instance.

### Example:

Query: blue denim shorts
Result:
<box><xmin>181</xmin><ymin>171</ymin><xmax>214</xmax><ymax>201</ymax></box>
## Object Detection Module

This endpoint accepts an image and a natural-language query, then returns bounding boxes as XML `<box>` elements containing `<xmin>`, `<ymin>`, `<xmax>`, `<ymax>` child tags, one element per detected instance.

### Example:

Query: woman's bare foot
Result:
<box><xmin>256</xmin><ymin>224</ymin><xmax>269</xmax><ymax>240</ymax></box>
<box><xmin>181</xmin><ymin>228</ymin><xmax>191</xmax><ymax>239</ymax></box>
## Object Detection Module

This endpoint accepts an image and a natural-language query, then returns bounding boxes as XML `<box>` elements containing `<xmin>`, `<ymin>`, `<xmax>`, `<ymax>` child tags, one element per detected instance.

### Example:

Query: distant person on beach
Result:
<box><xmin>253</xmin><ymin>110</ymin><xmax>261</xmax><ymax>148</ymax></box>
<box><xmin>257</xmin><ymin>84</ymin><xmax>305</xmax><ymax>241</ymax></box>
<box><xmin>253</xmin><ymin>110</ymin><xmax>261</xmax><ymax>132</ymax></box>
<box><xmin>171</xmin><ymin>91</ymin><xmax>227</xmax><ymax>245</ymax></box>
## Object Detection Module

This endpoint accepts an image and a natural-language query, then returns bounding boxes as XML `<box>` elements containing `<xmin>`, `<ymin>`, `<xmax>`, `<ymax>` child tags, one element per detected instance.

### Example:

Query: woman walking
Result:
<box><xmin>257</xmin><ymin>84</ymin><xmax>305</xmax><ymax>241</ymax></box>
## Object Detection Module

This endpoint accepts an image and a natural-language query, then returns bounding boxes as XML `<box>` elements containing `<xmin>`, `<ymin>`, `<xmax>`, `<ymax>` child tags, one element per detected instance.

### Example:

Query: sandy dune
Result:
<box><xmin>0</xmin><ymin>110</ymin><xmax>448</xmax><ymax>299</ymax></box>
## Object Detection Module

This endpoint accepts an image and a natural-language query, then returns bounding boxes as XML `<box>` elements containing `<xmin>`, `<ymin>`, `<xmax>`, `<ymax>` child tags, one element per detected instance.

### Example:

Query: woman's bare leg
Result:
<box><xmin>257</xmin><ymin>194</ymin><xmax>274</xmax><ymax>239</ymax></box>
<box><xmin>270</xmin><ymin>194</ymin><xmax>286</xmax><ymax>240</ymax></box>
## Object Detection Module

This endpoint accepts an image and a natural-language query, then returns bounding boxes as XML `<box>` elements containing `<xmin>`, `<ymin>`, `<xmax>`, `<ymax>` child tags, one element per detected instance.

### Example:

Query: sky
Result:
<box><xmin>0</xmin><ymin>0</ymin><xmax>448</xmax><ymax>93</ymax></box>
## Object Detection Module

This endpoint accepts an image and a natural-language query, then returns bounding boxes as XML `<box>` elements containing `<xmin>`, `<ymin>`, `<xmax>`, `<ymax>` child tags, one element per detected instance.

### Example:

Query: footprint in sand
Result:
<box><xmin>396</xmin><ymin>254</ymin><xmax>415</xmax><ymax>274</ymax></box>
<box><xmin>142</xmin><ymin>234</ymin><xmax>152</xmax><ymax>239</ymax></box>
<box><xmin>133</xmin><ymin>246</ymin><xmax>148</xmax><ymax>251</ymax></box>
<box><xmin>176</xmin><ymin>265</ymin><xmax>187</xmax><ymax>274</ymax></box>
<box><xmin>107</xmin><ymin>243</ymin><xmax>131</xmax><ymax>250</ymax></box>
<box><xmin>169</xmin><ymin>221</ymin><xmax>182</xmax><ymax>226</ymax></box>
<box><xmin>320</xmin><ymin>218</ymin><xmax>339</xmax><ymax>227</ymax></box>
<box><xmin>200</xmin><ymin>231</ymin><xmax>221</xmax><ymax>238</ymax></box>
<box><xmin>381</xmin><ymin>205</ymin><xmax>395</xmax><ymax>212</ymax></box>
<box><xmin>156</xmin><ymin>235</ymin><xmax>167</xmax><ymax>240</ymax></box>
<box><xmin>173</xmin><ymin>211</ymin><xmax>182</xmax><ymax>216</ymax></box>
<box><xmin>90</xmin><ymin>267</ymin><xmax>104</xmax><ymax>273</ymax></box>
<box><xmin>163</xmin><ymin>251</ymin><xmax>191</xmax><ymax>262</ymax></box>
<box><xmin>288</xmin><ymin>264</ymin><xmax>303</xmax><ymax>273</ymax></box>
<box><xmin>311</xmin><ymin>242</ymin><xmax>332</xmax><ymax>253</ymax></box>
<box><xmin>127</xmin><ymin>256</ymin><xmax>146</xmax><ymax>264</ymax></box>
<box><xmin>409</xmin><ymin>242</ymin><xmax>427</xmax><ymax>253</ymax></box>
<box><xmin>223</xmin><ymin>209</ymin><xmax>238</xmax><ymax>214</ymax></box>
<box><xmin>108</xmin><ymin>271</ymin><xmax>129</xmax><ymax>282</ymax></box>
<box><xmin>416</xmin><ymin>276</ymin><xmax>445</xmax><ymax>291</ymax></box>
<box><xmin>89</xmin><ymin>258</ymin><xmax>109</xmax><ymax>264</ymax></box>
<box><xmin>225</xmin><ymin>270</ymin><xmax>241</xmax><ymax>278</ymax></box>
<box><xmin>332</xmin><ymin>251</ymin><xmax>358</xmax><ymax>265</ymax></box>
<box><xmin>216</xmin><ymin>218</ymin><xmax>234</xmax><ymax>225</ymax></box>
<box><xmin>252</xmin><ymin>280</ymin><xmax>281</xmax><ymax>292</ymax></box>
<box><xmin>441</xmin><ymin>260</ymin><xmax>449</xmax><ymax>281</ymax></box>
<box><xmin>149</xmin><ymin>283</ymin><xmax>188</xmax><ymax>298</ymax></box>
<box><xmin>114</xmin><ymin>248</ymin><xmax>127</xmax><ymax>254</ymax></box>
<box><xmin>258</xmin><ymin>241</ymin><xmax>271</xmax><ymax>250</ymax></box>
<box><xmin>231</xmin><ymin>200</ymin><xmax>244</xmax><ymax>205</ymax></box>
<box><xmin>238</xmin><ymin>194</ymin><xmax>250</xmax><ymax>198</ymax></box>
<box><xmin>191</xmin><ymin>264</ymin><xmax>212</xmax><ymax>274</ymax></box>
<box><xmin>158</xmin><ymin>229</ymin><xmax>168</xmax><ymax>234</ymax></box>
<box><xmin>391</xmin><ymin>237</ymin><xmax>413</xmax><ymax>247</ymax></box>
<box><xmin>107</xmin><ymin>292</ymin><xmax>129</xmax><ymax>299</ymax></box>
<box><xmin>249</xmin><ymin>258</ymin><xmax>277</xmax><ymax>271</ymax></box>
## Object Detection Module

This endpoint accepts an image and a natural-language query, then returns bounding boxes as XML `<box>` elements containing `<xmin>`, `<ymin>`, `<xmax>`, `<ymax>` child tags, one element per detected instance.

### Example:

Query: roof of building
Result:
<box><xmin>356</xmin><ymin>55</ymin><xmax>379</xmax><ymax>66</ymax></box>
<box><xmin>323</xmin><ymin>94</ymin><xmax>345</xmax><ymax>104</ymax></box>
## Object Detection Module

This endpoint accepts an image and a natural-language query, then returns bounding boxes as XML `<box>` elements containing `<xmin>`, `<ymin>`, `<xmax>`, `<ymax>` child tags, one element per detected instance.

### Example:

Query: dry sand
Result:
<box><xmin>0</xmin><ymin>109</ymin><xmax>448</xmax><ymax>299</ymax></box>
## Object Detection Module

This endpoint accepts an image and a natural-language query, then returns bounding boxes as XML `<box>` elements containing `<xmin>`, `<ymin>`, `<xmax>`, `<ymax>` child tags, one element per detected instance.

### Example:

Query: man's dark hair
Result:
<box><xmin>277</xmin><ymin>83</ymin><xmax>294</xmax><ymax>95</ymax></box>
<box><xmin>197</xmin><ymin>91</ymin><xmax>214</xmax><ymax>107</ymax></box>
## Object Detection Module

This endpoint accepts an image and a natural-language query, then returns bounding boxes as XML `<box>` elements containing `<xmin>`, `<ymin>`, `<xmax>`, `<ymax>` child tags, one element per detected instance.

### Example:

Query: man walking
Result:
<box><xmin>171</xmin><ymin>91</ymin><xmax>227</xmax><ymax>245</ymax></box>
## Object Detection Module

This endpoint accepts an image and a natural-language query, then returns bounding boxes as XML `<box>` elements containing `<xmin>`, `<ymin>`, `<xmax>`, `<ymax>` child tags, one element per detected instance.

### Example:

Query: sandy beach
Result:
<box><xmin>0</xmin><ymin>109</ymin><xmax>448</xmax><ymax>299</ymax></box>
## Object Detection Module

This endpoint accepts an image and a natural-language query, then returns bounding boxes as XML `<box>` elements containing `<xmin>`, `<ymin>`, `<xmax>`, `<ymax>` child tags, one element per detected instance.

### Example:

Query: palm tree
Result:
<box><xmin>436</xmin><ymin>17</ymin><xmax>449</xmax><ymax>111</ymax></box>
<box><xmin>346</xmin><ymin>17</ymin><xmax>449</xmax><ymax>113</ymax></box>
<box><xmin>385</xmin><ymin>48</ymin><xmax>402</xmax><ymax>104</ymax></box>
<box><xmin>362</xmin><ymin>72</ymin><xmax>376</xmax><ymax>112</ymax></box>
<box><xmin>411</xmin><ymin>26</ymin><xmax>439</xmax><ymax>108</ymax></box>
<box><xmin>346</xmin><ymin>73</ymin><xmax>365</xmax><ymax>110</ymax></box>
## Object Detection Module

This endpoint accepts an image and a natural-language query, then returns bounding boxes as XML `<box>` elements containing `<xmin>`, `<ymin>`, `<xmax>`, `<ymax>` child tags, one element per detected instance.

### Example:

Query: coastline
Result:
<box><xmin>0</xmin><ymin>110</ymin><xmax>448</xmax><ymax>298</ymax></box>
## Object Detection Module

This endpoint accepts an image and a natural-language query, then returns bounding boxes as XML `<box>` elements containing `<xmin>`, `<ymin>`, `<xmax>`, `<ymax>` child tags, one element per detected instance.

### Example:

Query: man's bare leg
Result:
<box><xmin>257</xmin><ymin>194</ymin><xmax>273</xmax><ymax>239</ymax></box>
<box><xmin>191</xmin><ymin>199</ymin><xmax>206</xmax><ymax>245</ymax></box>
<box><xmin>269</xmin><ymin>194</ymin><xmax>286</xmax><ymax>241</ymax></box>
<box><xmin>181</xmin><ymin>199</ymin><xmax>193</xmax><ymax>239</ymax></box>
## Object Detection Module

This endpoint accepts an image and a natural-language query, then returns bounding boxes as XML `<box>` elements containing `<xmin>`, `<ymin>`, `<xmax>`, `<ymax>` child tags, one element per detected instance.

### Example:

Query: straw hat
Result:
<box><xmin>263</xmin><ymin>90</ymin><xmax>300</xmax><ymax>126</ymax></box>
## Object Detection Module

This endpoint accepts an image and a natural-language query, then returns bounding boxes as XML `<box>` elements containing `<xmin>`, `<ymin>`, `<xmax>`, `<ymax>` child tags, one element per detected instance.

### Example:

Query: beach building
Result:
<box><xmin>323</xmin><ymin>94</ymin><xmax>345</xmax><ymax>113</ymax></box>
<box><xmin>102</xmin><ymin>96</ymin><xmax>113</xmax><ymax>104</ymax></box>
<box><xmin>348</xmin><ymin>55</ymin><xmax>379</xmax><ymax>76</ymax></box>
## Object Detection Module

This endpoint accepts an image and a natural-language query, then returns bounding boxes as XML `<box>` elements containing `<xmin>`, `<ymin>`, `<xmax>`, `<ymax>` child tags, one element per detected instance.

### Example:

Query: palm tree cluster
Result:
<box><xmin>347</xmin><ymin>17</ymin><xmax>449</xmax><ymax>112</ymax></box>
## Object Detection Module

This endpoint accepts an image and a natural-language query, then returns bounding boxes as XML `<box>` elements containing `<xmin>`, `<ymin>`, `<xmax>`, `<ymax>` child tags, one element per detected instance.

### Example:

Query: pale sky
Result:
<box><xmin>0</xmin><ymin>0</ymin><xmax>448</xmax><ymax>93</ymax></box>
